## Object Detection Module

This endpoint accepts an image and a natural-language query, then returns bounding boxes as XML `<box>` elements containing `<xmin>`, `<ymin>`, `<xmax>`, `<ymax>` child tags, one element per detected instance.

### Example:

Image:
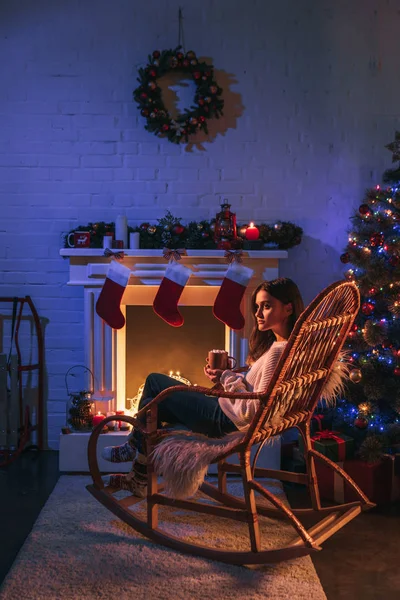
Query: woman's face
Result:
<box><xmin>254</xmin><ymin>290</ymin><xmax>292</xmax><ymax>334</ymax></box>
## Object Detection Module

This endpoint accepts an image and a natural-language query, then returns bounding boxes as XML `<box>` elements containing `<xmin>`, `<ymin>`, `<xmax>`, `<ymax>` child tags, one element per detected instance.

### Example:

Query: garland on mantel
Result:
<box><xmin>63</xmin><ymin>212</ymin><xmax>303</xmax><ymax>250</ymax></box>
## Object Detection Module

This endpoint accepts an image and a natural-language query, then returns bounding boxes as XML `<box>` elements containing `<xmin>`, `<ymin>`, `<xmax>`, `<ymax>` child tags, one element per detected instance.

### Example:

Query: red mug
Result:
<box><xmin>67</xmin><ymin>231</ymin><xmax>90</xmax><ymax>248</ymax></box>
<box><xmin>207</xmin><ymin>350</ymin><xmax>237</xmax><ymax>370</ymax></box>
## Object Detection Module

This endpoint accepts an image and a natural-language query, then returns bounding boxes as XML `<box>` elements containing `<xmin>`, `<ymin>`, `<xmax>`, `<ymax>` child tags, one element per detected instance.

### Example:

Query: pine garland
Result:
<box><xmin>63</xmin><ymin>212</ymin><xmax>303</xmax><ymax>251</ymax></box>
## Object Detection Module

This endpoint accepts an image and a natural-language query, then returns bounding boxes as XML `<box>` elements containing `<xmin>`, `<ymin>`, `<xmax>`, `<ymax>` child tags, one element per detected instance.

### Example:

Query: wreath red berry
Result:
<box><xmin>133</xmin><ymin>47</ymin><xmax>224</xmax><ymax>144</ymax></box>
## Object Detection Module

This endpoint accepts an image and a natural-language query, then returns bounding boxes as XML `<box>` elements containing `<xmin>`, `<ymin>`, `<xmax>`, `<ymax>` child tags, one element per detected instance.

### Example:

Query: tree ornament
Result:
<box><xmin>133</xmin><ymin>46</ymin><xmax>224</xmax><ymax>144</ymax></box>
<box><xmin>340</xmin><ymin>252</ymin><xmax>351</xmax><ymax>263</ymax></box>
<box><xmin>361</xmin><ymin>301</ymin><xmax>374</xmax><ymax>316</ymax></box>
<box><xmin>349</xmin><ymin>368</ymin><xmax>362</xmax><ymax>383</ymax></box>
<box><xmin>389</xmin><ymin>255</ymin><xmax>400</xmax><ymax>267</ymax></box>
<box><xmin>147</xmin><ymin>225</ymin><xmax>157</xmax><ymax>234</ymax></box>
<box><xmin>359</xmin><ymin>203</ymin><xmax>372</xmax><ymax>216</ymax></box>
<box><xmin>394</xmin><ymin>367</ymin><xmax>400</xmax><ymax>377</ymax></box>
<box><xmin>354</xmin><ymin>415</ymin><xmax>369</xmax><ymax>429</ymax></box>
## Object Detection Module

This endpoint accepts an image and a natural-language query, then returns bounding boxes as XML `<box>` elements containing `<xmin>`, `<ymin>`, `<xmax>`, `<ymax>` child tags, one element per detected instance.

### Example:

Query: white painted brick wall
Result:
<box><xmin>1</xmin><ymin>0</ymin><xmax>400</xmax><ymax>448</ymax></box>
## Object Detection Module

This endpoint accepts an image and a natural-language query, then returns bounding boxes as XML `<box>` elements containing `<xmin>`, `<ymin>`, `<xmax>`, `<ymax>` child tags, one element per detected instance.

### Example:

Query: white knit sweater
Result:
<box><xmin>218</xmin><ymin>341</ymin><xmax>287</xmax><ymax>431</ymax></box>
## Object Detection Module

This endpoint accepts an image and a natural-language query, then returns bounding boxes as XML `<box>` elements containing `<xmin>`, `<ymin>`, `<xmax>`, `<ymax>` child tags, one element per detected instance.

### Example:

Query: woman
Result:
<box><xmin>102</xmin><ymin>277</ymin><xmax>304</xmax><ymax>497</ymax></box>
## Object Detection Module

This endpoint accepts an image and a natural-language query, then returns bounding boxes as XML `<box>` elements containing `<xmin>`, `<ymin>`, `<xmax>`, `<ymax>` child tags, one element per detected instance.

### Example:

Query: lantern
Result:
<box><xmin>65</xmin><ymin>365</ymin><xmax>95</xmax><ymax>432</ymax></box>
<box><xmin>214</xmin><ymin>201</ymin><xmax>237</xmax><ymax>250</ymax></box>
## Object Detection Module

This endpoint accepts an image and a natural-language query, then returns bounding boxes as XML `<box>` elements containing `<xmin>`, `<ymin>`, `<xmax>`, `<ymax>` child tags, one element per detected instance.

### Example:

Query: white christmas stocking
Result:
<box><xmin>96</xmin><ymin>261</ymin><xmax>131</xmax><ymax>329</ymax></box>
<box><xmin>213</xmin><ymin>262</ymin><xmax>254</xmax><ymax>330</ymax></box>
<box><xmin>153</xmin><ymin>261</ymin><xmax>192</xmax><ymax>327</ymax></box>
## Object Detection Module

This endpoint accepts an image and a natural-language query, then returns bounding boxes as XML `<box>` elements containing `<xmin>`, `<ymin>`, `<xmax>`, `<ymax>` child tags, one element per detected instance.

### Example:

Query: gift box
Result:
<box><xmin>300</xmin><ymin>430</ymin><xmax>354</xmax><ymax>462</ymax></box>
<box><xmin>315</xmin><ymin>454</ymin><xmax>398</xmax><ymax>505</ymax></box>
<box><xmin>310</xmin><ymin>413</ymin><xmax>333</xmax><ymax>435</ymax></box>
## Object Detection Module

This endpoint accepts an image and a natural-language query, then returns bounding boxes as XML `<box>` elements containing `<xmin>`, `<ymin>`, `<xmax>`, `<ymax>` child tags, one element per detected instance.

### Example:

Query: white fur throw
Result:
<box><xmin>151</xmin><ymin>430</ymin><xmax>245</xmax><ymax>499</ymax></box>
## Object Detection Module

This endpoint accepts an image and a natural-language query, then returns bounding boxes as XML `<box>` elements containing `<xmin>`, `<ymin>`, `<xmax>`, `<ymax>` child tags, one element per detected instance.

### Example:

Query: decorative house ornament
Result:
<box><xmin>214</xmin><ymin>202</ymin><xmax>237</xmax><ymax>250</ymax></box>
<box><xmin>133</xmin><ymin>47</ymin><xmax>224</xmax><ymax>144</ymax></box>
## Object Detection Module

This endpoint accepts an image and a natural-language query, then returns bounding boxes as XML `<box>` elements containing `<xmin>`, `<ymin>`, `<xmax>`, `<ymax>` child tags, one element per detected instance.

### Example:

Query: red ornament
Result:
<box><xmin>354</xmin><ymin>416</ymin><xmax>369</xmax><ymax>429</ymax></box>
<box><xmin>199</xmin><ymin>115</ymin><xmax>206</xmax><ymax>123</ymax></box>
<box><xmin>193</xmin><ymin>71</ymin><xmax>201</xmax><ymax>80</ymax></box>
<box><xmin>176</xmin><ymin>52</ymin><xmax>184</xmax><ymax>60</ymax></box>
<box><xmin>369</xmin><ymin>287</ymin><xmax>378</xmax><ymax>295</ymax></box>
<box><xmin>140</xmin><ymin>92</ymin><xmax>148</xmax><ymax>100</ymax></box>
<box><xmin>351</xmin><ymin>323</ymin><xmax>359</xmax><ymax>332</ymax></box>
<box><xmin>183</xmin><ymin>59</ymin><xmax>189</xmax><ymax>67</ymax></box>
<box><xmin>173</xmin><ymin>224</ymin><xmax>185</xmax><ymax>235</ymax></box>
<box><xmin>389</xmin><ymin>255</ymin><xmax>400</xmax><ymax>267</ymax></box>
<box><xmin>394</xmin><ymin>367</ymin><xmax>400</xmax><ymax>377</ymax></box>
<box><xmin>359</xmin><ymin>203</ymin><xmax>371</xmax><ymax>216</ymax></box>
<box><xmin>361</xmin><ymin>302</ymin><xmax>374</xmax><ymax>316</ymax></box>
<box><xmin>148</xmin><ymin>69</ymin><xmax>157</xmax><ymax>78</ymax></box>
<box><xmin>340</xmin><ymin>252</ymin><xmax>351</xmax><ymax>263</ymax></box>
<box><xmin>162</xmin><ymin>124</ymin><xmax>170</xmax><ymax>132</ymax></box>
<box><xmin>152</xmin><ymin>50</ymin><xmax>160</xmax><ymax>58</ymax></box>
<box><xmin>140</xmin><ymin>222</ymin><xmax>149</xmax><ymax>230</ymax></box>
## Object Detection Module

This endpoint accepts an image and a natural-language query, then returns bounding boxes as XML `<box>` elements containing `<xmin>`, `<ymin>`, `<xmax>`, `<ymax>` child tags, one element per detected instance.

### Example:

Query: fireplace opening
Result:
<box><xmin>125</xmin><ymin>306</ymin><xmax>226</xmax><ymax>410</ymax></box>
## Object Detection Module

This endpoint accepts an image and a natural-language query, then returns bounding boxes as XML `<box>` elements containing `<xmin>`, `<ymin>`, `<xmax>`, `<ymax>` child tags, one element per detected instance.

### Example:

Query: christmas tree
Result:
<box><xmin>336</xmin><ymin>132</ymin><xmax>400</xmax><ymax>461</ymax></box>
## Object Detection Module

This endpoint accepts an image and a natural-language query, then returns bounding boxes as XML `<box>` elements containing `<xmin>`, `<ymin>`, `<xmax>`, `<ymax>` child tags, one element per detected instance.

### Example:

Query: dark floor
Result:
<box><xmin>0</xmin><ymin>451</ymin><xmax>399</xmax><ymax>599</ymax></box>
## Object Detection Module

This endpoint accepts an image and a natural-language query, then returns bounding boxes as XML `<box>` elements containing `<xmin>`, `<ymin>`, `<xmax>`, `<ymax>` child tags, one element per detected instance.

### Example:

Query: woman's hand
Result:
<box><xmin>203</xmin><ymin>366</ymin><xmax>224</xmax><ymax>384</ymax></box>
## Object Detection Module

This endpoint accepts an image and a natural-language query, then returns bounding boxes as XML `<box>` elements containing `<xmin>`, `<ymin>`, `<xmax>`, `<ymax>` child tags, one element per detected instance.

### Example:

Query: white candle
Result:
<box><xmin>115</xmin><ymin>215</ymin><xmax>128</xmax><ymax>248</ymax></box>
<box><xmin>129</xmin><ymin>232</ymin><xmax>140</xmax><ymax>249</ymax></box>
<box><xmin>106</xmin><ymin>411</ymin><xmax>116</xmax><ymax>428</ymax></box>
<box><xmin>103</xmin><ymin>235</ymin><xmax>113</xmax><ymax>249</ymax></box>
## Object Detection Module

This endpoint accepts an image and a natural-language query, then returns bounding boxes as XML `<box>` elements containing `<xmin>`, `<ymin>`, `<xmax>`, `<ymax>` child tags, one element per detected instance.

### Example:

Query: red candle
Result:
<box><xmin>116</xmin><ymin>410</ymin><xmax>125</xmax><ymax>428</ymax></box>
<box><xmin>245</xmin><ymin>222</ymin><xmax>259</xmax><ymax>241</ymax></box>
<box><xmin>92</xmin><ymin>412</ymin><xmax>105</xmax><ymax>427</ymax></box>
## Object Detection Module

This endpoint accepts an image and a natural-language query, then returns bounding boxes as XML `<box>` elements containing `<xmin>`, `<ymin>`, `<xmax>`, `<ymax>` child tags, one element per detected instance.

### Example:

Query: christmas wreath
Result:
<box><xmin>133</xmin><ymin>47</ymin><xmax>224</xmax><ymax>144</ymax></box>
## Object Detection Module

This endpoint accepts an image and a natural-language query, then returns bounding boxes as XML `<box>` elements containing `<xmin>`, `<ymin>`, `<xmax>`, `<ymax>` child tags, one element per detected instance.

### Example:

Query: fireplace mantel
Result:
<box><xmin>60</xmin><ymin>248</ymin><xmax>288</xmax><ymax>411</ymax></box>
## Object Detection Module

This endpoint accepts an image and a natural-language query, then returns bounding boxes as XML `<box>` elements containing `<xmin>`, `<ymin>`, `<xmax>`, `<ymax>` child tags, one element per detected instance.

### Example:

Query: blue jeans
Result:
<box><xmin>130</xmin><ymin>373</ymin><xmax>237</xmax><ymax>452</ymax></box>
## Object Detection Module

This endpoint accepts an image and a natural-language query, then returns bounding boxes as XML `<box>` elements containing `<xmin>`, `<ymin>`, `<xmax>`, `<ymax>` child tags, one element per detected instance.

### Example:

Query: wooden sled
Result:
<box><xmin>87</xmin><ymin>280</ymin><xmax>375</xmax><ymax>565</ymax></box>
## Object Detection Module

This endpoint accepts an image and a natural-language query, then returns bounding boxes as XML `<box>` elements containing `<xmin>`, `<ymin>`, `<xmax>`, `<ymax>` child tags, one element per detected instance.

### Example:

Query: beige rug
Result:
<box><xmin>0</xmin><ymin>476</ymin><xmax>326</xmax><ymax>600</ymax></box>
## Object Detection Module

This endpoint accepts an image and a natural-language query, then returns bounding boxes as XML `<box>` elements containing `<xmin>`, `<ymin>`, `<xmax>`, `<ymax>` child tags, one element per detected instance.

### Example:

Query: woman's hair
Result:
<box><xmin>247</xmin><ymin>277</ymin><xmax>304</xmax><ymax>364</ymax></box>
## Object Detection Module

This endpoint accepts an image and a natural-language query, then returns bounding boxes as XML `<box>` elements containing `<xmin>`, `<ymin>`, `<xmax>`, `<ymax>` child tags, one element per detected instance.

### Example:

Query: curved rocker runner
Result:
<box><xmin>87</xmin><ymin>280</ymin><xmax>375</xmax><ymax>565</ymax></box>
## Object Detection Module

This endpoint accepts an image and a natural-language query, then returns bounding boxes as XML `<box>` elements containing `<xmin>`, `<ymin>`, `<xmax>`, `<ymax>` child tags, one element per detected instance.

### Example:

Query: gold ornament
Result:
<box><xmin>349</xmin><ymin>368</ymin><xmax>362</xmax><ymax>383</ymax></box>
<box><xmin>147</xmin><ymin>225</ymin><xmax>156</xmax><ymax>234</ymax></box>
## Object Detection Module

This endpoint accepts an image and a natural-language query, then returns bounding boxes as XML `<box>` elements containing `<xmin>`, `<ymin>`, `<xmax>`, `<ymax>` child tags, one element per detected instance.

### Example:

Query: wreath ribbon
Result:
<box><xmin>163</xmin><ymin>248</ymin><xmax>185</xmax><ymax>262</ymax></box>
<box><xmin>224</xmin><ymin>250</ymin><xmax>243</xmax><ymax>264</ymax></box>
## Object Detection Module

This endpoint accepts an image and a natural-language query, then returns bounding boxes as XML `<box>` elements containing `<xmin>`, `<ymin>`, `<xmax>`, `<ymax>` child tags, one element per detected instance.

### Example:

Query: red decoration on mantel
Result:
<box><xmin>214</xmin><ymin>202</ymin><xmax>237</xmax><ymax>250</ymax></box>
<box><xmin>245</xmin><ymin>222</ymin><xmax>260</xmax><ymax>241</ymax></box>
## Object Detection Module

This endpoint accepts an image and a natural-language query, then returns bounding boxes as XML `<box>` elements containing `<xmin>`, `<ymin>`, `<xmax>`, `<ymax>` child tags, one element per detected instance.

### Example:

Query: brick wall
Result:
<box><xmin>1</xmin><ymin>0</ymin><xmax>399</xmax><ymax>448</ymax></box>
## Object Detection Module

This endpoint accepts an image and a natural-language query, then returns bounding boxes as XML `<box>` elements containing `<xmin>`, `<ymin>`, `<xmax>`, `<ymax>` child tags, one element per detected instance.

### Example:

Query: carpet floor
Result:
<box><xmin>0</xmin><ymin>475</ymin><xmax>326</xmax><ymax>600</ymax></box>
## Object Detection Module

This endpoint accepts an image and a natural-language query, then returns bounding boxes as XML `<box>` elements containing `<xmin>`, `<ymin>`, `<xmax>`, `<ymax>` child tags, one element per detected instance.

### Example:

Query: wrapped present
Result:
<box><xmin>315</xmin><ymin>454</ymin><xmax>398</xmax><ymax>505</ymax></box>
<box><xmin>300</xmin><ymin>430</ymin><xmax>354</xmax><ymax>462</ymax></box>
<box><xmin>310</xmin><ymin>413</ymin><xmax>333</xmax><ymax>435</ymax></box>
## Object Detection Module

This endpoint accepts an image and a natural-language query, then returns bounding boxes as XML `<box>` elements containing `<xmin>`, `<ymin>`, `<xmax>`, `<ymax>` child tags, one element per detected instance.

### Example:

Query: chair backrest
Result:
<box><xmin>244</xmin><ymin>280</ymin><xmax>360</xmax><ymax>443</ymax></box>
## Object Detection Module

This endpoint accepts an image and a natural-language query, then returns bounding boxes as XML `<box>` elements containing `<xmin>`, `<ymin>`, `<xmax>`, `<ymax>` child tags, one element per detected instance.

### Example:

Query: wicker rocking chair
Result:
<box><xmin>87</xmin><ymin>280</ymin><xmax>374</xmax><ymax>565</ymax></box>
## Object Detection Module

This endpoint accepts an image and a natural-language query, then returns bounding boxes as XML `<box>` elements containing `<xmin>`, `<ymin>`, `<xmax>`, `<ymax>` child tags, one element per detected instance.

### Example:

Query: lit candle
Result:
<box><xmin>245</xmin><ymin>222</ymin><xmax>260</xmax><ymax>241</ymax></box>
<box><xmin>92</xmin><ymin>412</ymin><xmax>105</xmax><ymax>428</ymax></box>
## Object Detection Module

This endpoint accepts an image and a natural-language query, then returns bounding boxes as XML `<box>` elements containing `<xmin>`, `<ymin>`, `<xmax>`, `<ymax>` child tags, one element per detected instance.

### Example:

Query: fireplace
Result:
<box><xmin>59</xmin><ymin>248</ymin><xmax>288</xmax><ymax>471</ymax></box>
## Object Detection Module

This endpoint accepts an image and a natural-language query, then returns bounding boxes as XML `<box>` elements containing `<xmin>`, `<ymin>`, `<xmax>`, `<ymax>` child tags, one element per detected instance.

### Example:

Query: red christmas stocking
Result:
<box><xmin>153</xmin><ymin>261</ymin><xmax>192</xmax><ymax>327</ymax></box>
<box><xmin>213</xmin><ymin>262</ymin><xmax>254</xmax><ymax>330</ymax></box>
<box><xmin>96</xmin><ymin>261</ymin><xmax>131</xmax><ymax>329</ymax></box>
